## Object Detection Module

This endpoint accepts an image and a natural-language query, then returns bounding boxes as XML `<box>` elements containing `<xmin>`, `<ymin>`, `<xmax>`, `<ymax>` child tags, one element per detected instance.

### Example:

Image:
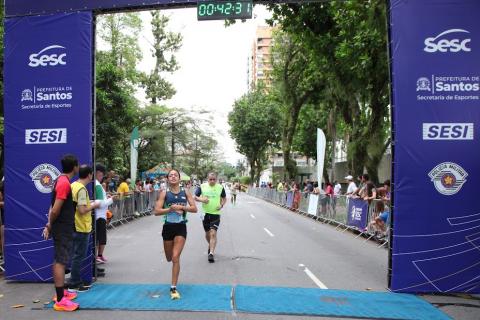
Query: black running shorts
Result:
<box><xmin>51</xmin><ymin>223</ymin><xmax>74</xmax><ymax>265</ymax></box>
<box><xmin>162</xmin><ymin>223</ymin><xmax>187</xmax><ymax>241</ymax></box>
<box><xmin>202</xmin><ymin>213</ymin><xmax>221</xmax><ymax>232</ymax></box>
<box><xmin>96</xmin><ymin>218</ymin><xmax>107</xmax><ymax>245</ymax></box>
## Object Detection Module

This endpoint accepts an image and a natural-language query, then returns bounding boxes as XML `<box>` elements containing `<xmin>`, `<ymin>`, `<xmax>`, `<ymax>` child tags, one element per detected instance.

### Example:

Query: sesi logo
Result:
<box><xmin>423</xmin><ymin>123</ymin><xmax>474</xmax><ymax>140</ymax></box>
<box><xmin>25</xmin><ymin>128</ymin><xmax>67</xmax><ymax>144</ymax></box>
<box><xmin>28</xmin><ymin>45</ymin><xmax>67</xmax><ymax>67</ymax></box>
<box><xmin>424</xmin><ymin>29</ymin><xmax>471</xmax><ymax>53</ymax></box>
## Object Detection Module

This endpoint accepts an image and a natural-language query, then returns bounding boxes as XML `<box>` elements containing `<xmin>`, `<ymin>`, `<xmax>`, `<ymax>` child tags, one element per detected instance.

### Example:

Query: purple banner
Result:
<box><xmin>390</xmin><ymin>0</ymin><xmax>480</xmax><ymax>293</ymax></box>
<box><xmin>4</xmin><ymin>13</ymin><xmax>93</xmax><ymax>282</ymax></box>
<box><xmin>346</xmin><ymin>198</ymin><xmax>368</xmax><ymax>230</ymax></box>
<box><xmin>5</xmin><ymin>0</ymin><xmax>196</xmax><ymax>17</ymax></box>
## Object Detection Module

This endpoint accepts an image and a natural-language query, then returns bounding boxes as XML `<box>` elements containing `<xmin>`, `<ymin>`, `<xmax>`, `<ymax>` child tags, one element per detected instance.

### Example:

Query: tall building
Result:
<box><xmin>249</xmin><ymin>26</ymin><xmax>274</xmax><ymax>90</ymax></box>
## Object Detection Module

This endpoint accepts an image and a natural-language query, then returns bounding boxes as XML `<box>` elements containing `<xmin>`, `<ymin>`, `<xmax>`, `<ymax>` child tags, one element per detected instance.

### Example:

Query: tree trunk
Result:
<box><xmin>249</xmin><ymin>159</ymin><xmax>255</xmax><ymax>185</ymax></box>
<box><xmin>255</xmin><ymin>158</ymin><xmax>262</xmax><ymax>186</ymax></box>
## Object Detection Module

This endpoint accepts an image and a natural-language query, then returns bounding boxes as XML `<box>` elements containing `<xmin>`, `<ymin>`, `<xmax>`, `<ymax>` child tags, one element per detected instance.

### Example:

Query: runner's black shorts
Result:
<box><xmin>162</xmin><ymin>223</ymin><xmax>187</xmax><ymax>241</ymax></box>
<box><xmin>203</xmin><ymin>213</ymin><xmax>221</xmax><ymax>232</ymax></box>
<box><xmin>51</xmin><ymin>223</ymin><xmax>74</xmax><ymax>266</ymax></box>
<box><xmin>96</xmin><ymin>218</ymin><xmax>107</xmax><ymax>245</ymax></box>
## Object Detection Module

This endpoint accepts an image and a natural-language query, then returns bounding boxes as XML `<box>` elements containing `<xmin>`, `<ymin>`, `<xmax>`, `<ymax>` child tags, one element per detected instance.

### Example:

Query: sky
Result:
<box><xmin>134</xmin><ymin>6</ymin><xmax>272</xmax><ymax>165</ymax></box>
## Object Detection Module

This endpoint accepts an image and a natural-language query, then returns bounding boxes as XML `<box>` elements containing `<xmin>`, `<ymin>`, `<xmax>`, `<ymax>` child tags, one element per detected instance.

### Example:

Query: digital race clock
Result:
<box><xmin>197</xmin><ymin>0</ymin><xmax>253</xmax><ymax>21</ymax></box>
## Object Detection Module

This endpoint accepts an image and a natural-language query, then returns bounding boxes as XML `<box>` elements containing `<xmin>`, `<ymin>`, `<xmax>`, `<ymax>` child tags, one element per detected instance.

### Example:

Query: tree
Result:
<box><xmin>136</xmin><ymin>104</ymin><xmax>173</xmax><ymax>171</ymax></box>
<box><xmin>141</xmin><ymin>11</ymin><xmax>182</xmax><ymax>104</ymax></box>
<box><xmin>228</xmin><ymin>86</ymin><xmax>282</xmax><ymax>184</ymax></box>
<box><xmin>95</xmin><ymin>13</ymin><xmax>144</xmax><ymax>174</ymax></box>
<box><xmin>268</xmin><ymin>1</ymin><xmax>390</xmax><ymax>183</ymax></box>
<box><xmin>97</xmin><ymin>12</ymin><xmax>143</xmax><ymax>83</ymax></box>
<box><xmin>270</xmin><ymin>31</ymin><xmax>324</xmax><ymax>180</ymax></box>
<box><xmin>95</xmin><ymin>52</ymin><xmax>138</xmax><ymax>173</ymax></box>
<box><xmin>217</xmin><ymin>162</ymin><xmax>237</xmax><ymax>181</ymax></box>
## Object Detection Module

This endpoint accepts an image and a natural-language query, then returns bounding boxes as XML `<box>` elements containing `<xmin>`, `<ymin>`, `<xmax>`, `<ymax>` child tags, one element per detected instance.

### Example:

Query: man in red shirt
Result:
<box><xmin>42</xmin><ymin>154</ymin><xmax>80</xmax><ymax>312</ymax></box>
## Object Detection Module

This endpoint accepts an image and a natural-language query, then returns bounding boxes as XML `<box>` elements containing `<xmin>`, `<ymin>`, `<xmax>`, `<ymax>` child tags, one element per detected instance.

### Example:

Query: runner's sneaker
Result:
<box><xmin>96</xmin><ymin>256</ymin><xmax>104</xmax><ymax>264</ymax></box>
<box><xmin>53</xmin><ymin>290</ymin><xmax>77</xmax><ymax>302</ymax></box>
<box><xmin>170</xmin><ymin>287</ymin><xmax>181</xmax><ymax>300</ymax></box>
<box><xmin>66</xmin><ymin>282</ymin><xmax>82</xmax><ymax>291</ymax></box>
<box><xmin>53</xmin><ymin>297</ymin><xmax>79</xmax><ymax>312</ymax></box>
<box><xmin>208</xmin><ymin>253</ymin><xmax>215</xmax><ymax>263</ymax></box>
<box><xmin>67</xmin><ymin>283</ymin><xmax>90</xmax><ymax>292</ymax></box>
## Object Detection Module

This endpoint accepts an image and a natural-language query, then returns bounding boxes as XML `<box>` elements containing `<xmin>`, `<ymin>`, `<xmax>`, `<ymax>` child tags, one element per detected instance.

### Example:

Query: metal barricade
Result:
<box><xmin>247</xmin><ymin>187</ymin><xmax>390</xmax><ymax>248</ymax></box>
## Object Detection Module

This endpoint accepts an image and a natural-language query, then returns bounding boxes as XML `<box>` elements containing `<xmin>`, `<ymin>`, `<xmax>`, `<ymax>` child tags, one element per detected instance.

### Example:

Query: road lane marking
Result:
<box><xmin>250</xmin><ymin>214</ymin><xmax>256</xmax><ymax>219</ymax></box>
<box><xmin>299</xmin><ymin>264</ymin><xmax>328</xmax><ymax>289</ymax></box>
<box><xmin>263</xmin><ymin>227</ymin><xmax>274</xmax><ymax>237</ymax></box>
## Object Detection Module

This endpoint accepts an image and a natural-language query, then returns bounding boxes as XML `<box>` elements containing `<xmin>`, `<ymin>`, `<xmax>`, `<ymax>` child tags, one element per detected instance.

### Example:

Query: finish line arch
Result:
<box><xmin>3</xmin><ymin>0</ymin><xmax>479</xmax><ymax>294</ymax></box>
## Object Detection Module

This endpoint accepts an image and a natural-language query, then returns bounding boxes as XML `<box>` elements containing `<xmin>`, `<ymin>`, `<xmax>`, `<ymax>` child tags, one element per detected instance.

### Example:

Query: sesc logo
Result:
<box><xmin>423</xmin><ymin>123</ymin><xmax>474</xmax><ymax>140</ymax></box>
<box><xmin>28</xmin><ymin>45</ymin><xmax>67</xmax><ymax>67</ymax></box>
<box><xmin>424</xmin><ymin>29</ymin><xmax>471</xmax><ymax>53</ymax></box>
<box><xmin>25</xmin><ymin>128</ymin><xmax>67</xmax><ymax>144</ymax></box>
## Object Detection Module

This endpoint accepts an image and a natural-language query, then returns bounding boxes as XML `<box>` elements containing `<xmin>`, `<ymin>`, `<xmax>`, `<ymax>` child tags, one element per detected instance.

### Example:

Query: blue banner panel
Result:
<box><xmin>4</xmin><ymin>12</ymin><xmax>93</xmax><ymax>282</ymax></box>
<box><xmin>390</xmin><ymin>0</ymin><xmax>480</xmax><ymax>293</ymax></box>
<box><xmin>347</xmin><ymin>198</ymin><xmax>368</xmax><ymax>230</ymax></box>
<box><xmin>5</xmin><ymin>0</ymin><xmax>196</xmax><ymax>17</ymax></box>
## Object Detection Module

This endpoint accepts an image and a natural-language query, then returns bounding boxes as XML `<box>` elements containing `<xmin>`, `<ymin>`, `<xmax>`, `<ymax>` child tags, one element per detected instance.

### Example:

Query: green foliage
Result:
<box><xmin>240</xmin><ymin>176</ymin><xmax>251</xmax><ymax>185</ymax></box>
<box><xmin>141</xmin><ymin>11</ymin><xmax>182</xmax><ymax>104</ymax></box>
<box><xmin>267</xmin><ymin>1</ymin><xmax>390</xmax><ymax>183</ymax></box>
<box><xmin>95</xmin><ymin>52</ymin><xmax>138</xmax><ymax>174</ymax></box>
<box><xmin>97</xmin><ymin>13</ymin><xmax>143</xmax><ymax>84</ymax></box>
<box><xmin>269</xmin><ymin>30</ymin><xmax>325</xmax><ymax>179</ymax></box>
<box><xmin>228</xmin><ymin>85</ymin><xmax>282</xmax><ymax>184</ymax></box>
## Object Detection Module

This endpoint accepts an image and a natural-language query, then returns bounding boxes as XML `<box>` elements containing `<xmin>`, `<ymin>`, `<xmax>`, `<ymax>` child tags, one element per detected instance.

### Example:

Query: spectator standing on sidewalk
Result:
<box><xmin>117</xmin><ymin>176</ymin><xmax>130</xmax><ymax>197</ymax></box>
<box><xmin>333</xmin><ymin>180</ymin><xmax>341</xmax><ymax>210</ymax></box>
<box><xmin>95</xmin><ymin>164</ymin><xmax>115</xmax><ymax>266</ymax></box>
<box><xmin>353</xmin><ymin>174</ymin><xmax>369</xmax><ymax>198</ymax></box>
<box><xmin>276</xmin><ymin>181</ymin><xmax>284</xmax><ymax>192</ymax></box>
<box><xmin>377</xmin><ymin>180</ymin><xmax>391</xmax><ymax>201</ymax></box>
<box><xmin>42</xmin><ymin>154</ymin><xmax>79</xmax><ymax>312</ymax></box>
<box><xmin>68</xmin><ymin>165</ymin><xmax>100</xmax><ymax>291</ymax></box>
<box><xmin>292</xmin><ymin>183</ymin><xmax>301</xmax><ymax>211</ymax></box>
<box><xmin>363</xmin><ymin>181</ymin><xmax>377</xmax><ymax>204</ymax></box>
<box><xmin>345</xmin><ymin>175</ymin><xmax>357</xmax><ymax>196</ymax></box>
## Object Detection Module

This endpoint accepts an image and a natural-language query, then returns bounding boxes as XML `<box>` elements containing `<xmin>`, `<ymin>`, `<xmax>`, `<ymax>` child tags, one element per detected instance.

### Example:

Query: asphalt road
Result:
<box><xmin>1</xmin><ymin>192</ymin><xmax>478</xmax><ymax>319</ymax></box>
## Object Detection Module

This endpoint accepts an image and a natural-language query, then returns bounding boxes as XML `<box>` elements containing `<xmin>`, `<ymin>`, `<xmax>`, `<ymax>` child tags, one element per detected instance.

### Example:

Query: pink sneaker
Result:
<box><xmin>53</xmin><ymin>297</ymin><xmax>79</xmax><ymax>311</ymax></box>
<box><xmin>53</xmin><ymin>289</ymin><xmax>77</xmax><ymax>302</ymax></box>
<box><xmin>96</xmin><ymin>255</ymin><xmax>107</xmax><ymax>263</ymax></box>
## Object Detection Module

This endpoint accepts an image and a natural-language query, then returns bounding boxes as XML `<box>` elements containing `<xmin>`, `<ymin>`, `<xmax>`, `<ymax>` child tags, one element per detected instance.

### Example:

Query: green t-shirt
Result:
<box><xmin>200</xmin><ymin>183</ymin><xmax>224</xmax><ymax>215</ymax></box>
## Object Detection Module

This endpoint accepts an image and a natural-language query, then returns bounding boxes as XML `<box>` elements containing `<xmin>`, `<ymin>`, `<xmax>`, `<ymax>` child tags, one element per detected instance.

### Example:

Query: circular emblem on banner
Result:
<box><xmin>428</xmin><ymin>162</ymin><xmax>468</xmax><ymax>196</ymax></box>
<box><xmin>21</xmin><ymin>89</ymin><xmax>33</xmax><ymax>102</ymax></box>
<box><xmin>416</xmin><ymin>77</ymin><xmax>431</xmax><ymax>91</ymax></box>
<box><xmin>29</xmin><ymin>163</ymin><xmax>61</xmax><ymax>193</ymax></box>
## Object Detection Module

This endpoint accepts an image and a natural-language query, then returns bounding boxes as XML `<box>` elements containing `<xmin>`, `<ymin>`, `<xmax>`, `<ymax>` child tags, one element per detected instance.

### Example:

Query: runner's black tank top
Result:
<box><xmin>163</xmin><ymin>187</ymin><xmax>188</xmax><ymax>224</ymax></box>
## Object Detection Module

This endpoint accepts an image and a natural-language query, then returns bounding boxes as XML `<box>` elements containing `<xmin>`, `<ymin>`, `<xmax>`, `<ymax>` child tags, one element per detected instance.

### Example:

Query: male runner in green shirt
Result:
<box><xmin>194</xmin><ymin>172</ymin><xmax>226</xmax><ymax>263</ymax></box>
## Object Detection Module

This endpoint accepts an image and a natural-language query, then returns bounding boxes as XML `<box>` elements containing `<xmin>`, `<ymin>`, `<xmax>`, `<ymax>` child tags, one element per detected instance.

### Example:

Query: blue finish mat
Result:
<box><xmin>235</xmin><ymin>285</ymin><xmax>451</xmax><ymax>320</ymax></box>
<box><xmin>69</xmin><ymin>284</ymin><xmax>232</xmax><ymax>312</ymax></box>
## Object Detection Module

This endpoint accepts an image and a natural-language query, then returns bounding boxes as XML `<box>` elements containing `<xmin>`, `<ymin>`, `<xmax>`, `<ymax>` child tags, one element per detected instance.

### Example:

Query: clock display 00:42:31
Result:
<box><xmin>197</xmin><ymin>1</ymin><xmax>252</xmax><ymax>18</ymax></box>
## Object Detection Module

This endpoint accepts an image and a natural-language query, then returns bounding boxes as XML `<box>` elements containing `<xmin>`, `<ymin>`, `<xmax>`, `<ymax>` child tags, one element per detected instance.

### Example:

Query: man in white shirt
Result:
<box><xmin>345</xmin><ymin>175</ymin><xmax>358</xmax><ymax>196</ymax></box>
<box><xmin>334</xmin><ymin>181</ymin><xmax>342</xmax><ymax>196</ymax></box>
